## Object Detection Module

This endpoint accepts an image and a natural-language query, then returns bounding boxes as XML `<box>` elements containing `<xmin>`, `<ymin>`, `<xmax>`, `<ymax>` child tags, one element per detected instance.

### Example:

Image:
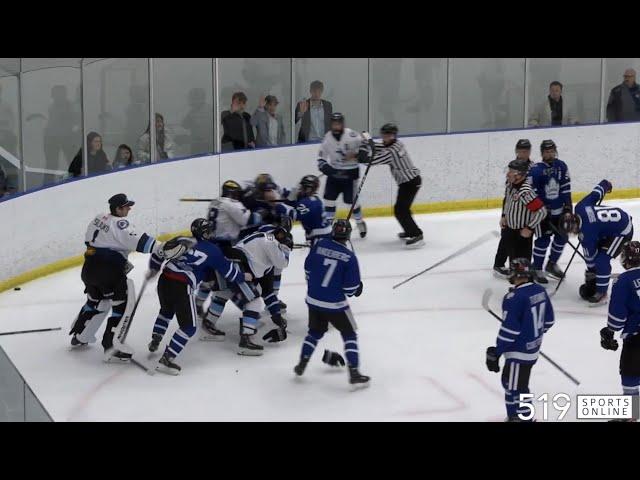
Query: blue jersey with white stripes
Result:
<box><xmin>275</xmin><ymin>194</ymin><xmax>332</xmax><ymax>240</ymax></box>
<box><xmin>304</xmin><ymin>238</ymin><xmax>361</xmax><ymax>311</ymax></box>
<box><xmin>607</xmin><ymin>267</ymin><xmax>640</xmax><ymax>340</ymax></box>
<box><xmin>528</xmin><ymin>159</ymin><xmax>572</xmax><ymax>216</ymax></box>
<box><xmin>149</xmin><ymin>238</ymin><xmax>242</xmax><ymax>289</ymax></box>
<box><xmin>576</xmin><ymin>182</ymin><xmax>633</xmax><ymax>260</ymax></box>
<box><xmin>497</xmin><ymin>282</ymin><xmax>555</xmax><ymax>364</ymax></box>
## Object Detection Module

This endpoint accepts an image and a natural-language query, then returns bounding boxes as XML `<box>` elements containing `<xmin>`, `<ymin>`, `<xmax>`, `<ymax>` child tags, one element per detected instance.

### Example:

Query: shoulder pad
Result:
<box><xmin>117</xmin><ymin>219</ymin><xmax>130</xmax><ymax>230</ymax></box>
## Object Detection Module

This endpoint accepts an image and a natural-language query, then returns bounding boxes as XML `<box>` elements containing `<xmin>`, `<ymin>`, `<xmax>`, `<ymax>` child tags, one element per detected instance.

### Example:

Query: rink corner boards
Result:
<box><xmin>2</xmin><ymin>186</ymin><xmax>640</xmax><ymax>294</ymax></box>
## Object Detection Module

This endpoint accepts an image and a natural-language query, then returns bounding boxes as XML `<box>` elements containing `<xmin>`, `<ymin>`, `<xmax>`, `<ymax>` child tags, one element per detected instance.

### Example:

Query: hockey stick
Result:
<box><xmin>392</xmin><ymin>230</ymin><xmax>500</xmax><ymax>289</ymax></box>
<box><xmin>346</xmin><ymin>139</ymin><xmax>376</xmax><ymax>222</ymax></box>
<box><xmin>0</xmin><ymin>327</ymin><xmax>62</xmax><ymax>336</ymax></box>
<box><xmin>180</xmin><ymin>197</ymin><xmax>289</xmax><ymax>203</ymax></box>
<box><xmin>548</xmin><ymin>222</ymin><xmax>586</xmax><ymax>262</ymax></box>
<box><xmin>481</xmin><ymin>288</ymin><xmax>580</xmax><ymax>386</ymax></box>
<box><xmin>293</xmin><ymin>243</ymin><xmax>310</xmax><ymax>249</ymax></box>
<box><xmin>549</xmin><ymin>240</ymin><xmax>581</xmax><ymax>297</ymax></box>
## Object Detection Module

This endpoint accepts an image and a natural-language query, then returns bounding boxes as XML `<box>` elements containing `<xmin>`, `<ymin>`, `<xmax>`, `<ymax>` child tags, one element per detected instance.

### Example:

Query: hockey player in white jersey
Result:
<box><xmin>201</xmin><ymin>225</ymin><xmax>293</xmax><ymax>355</ymax></box>
<box><xmin>69</xmin><ymin>193</ymin><xmax>187</xmax><ymax>362</ymax></box>
<box><xmin>318</xmin><ymin>113</ymin><xmax>367</xmax><ymax>238</ymax></box>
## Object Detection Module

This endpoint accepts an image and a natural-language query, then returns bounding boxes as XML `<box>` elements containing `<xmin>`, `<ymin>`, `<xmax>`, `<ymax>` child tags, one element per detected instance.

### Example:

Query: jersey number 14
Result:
<box><xmin>531</xmin><ymin>303</ymin><xmax>546</xmax><ymax>337</ymax></box>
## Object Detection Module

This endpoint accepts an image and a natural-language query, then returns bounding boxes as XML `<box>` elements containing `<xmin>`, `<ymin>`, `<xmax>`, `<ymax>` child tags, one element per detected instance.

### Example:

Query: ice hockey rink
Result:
<box><xmin>1</xmin><ymin>202</ymin><xmax>637</xmax><ymax>422</ymax></box>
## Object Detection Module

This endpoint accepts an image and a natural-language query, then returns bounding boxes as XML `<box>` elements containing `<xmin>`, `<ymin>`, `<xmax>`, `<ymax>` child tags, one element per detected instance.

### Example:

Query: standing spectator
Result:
<box><xmin>220</xmin><ymin>92</ymin><xmax>255</xmax><ymax>152</ymax></box>
<box><xmin>295</xmin><ymin>80</ymin><xmax>333</xmax><ymax>143</ymax></box>
<box><xmin>68</xmin><ymin>132</ymin><xmax>111</xmax><ymax>177</ymax></box>
<box><xmin>112</xmin><ymin>144</ymin><xmax>136</xmax><ymax>169</ymax></box>
<box><xmin>606</xmin><ymin>68</ymin><xmax>640</xmax><ymax>123</ymax></box>
<box><xmin>251</xmin><ymin>95</ymin><xmax>286</xmax><ymax>147</ymax></box>
<box><xmin>137</xmin><ymin>113</ymin><xmax>176</xmax><ymax>163</ymax></box>
<box><xmin>44</xmin><ymin>85</ymin><xmax>78</xmax><ymax>175</ymax></box>
<box><xmin>181</xmin><ymin>87</ymin><xmax>213</xmax><ymax>155</ymax></box>
<box><xmin>528</xmin><ymin>81</ymin><xmax>578</xmax><ymax>127</ymax></box>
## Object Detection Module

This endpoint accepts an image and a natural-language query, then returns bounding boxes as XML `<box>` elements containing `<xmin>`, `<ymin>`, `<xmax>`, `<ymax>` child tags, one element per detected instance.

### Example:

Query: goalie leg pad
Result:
<box><xmin>77</xmin><ymin>299</ymin><xmax>112</xmax><ymax>344</ymax></box>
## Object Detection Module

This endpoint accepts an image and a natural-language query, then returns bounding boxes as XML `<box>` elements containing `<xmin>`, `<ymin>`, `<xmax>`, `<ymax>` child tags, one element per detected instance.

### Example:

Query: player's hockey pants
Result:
<box><xmin>501</xmin><ymin>359</ymin><xmax>534</xmax><ymax>421</ymax></box>
<box><xmin>532</xmin><ymin>215</ymin><xmax>566</xmax><ymax>270</ymax></box>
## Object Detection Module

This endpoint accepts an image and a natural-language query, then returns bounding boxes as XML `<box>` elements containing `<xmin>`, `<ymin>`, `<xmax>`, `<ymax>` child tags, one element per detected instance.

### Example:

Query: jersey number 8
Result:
<box><xmin>594</xmin><ymin>207</ymin><xmax>621</xmax><ymax>223</ymax></box>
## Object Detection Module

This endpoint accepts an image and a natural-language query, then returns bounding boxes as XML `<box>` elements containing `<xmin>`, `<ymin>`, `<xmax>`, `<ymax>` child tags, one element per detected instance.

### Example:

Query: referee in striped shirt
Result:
<box><xmin>501</xmin><ymin>158</ymin><xmax>547</xmax><ymax>264</ymax></box>
<box><xmin>359</xmin><ymin>123</ymin><xmax>424</xmax><ymax>248</ymax></box>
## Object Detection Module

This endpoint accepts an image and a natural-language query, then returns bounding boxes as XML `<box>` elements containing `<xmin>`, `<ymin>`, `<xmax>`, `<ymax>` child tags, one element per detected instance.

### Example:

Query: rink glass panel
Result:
<box><xmin>82</xmin><ymin>58</ymin><xmax>150</xmax><ymax>168</ymax></box>
<box><xmin>153</xmin><ymin>58</ymin><xmax>215</xmax><ymax>158</ymax></box>
<box><xmin>0</xmin><ymin>59</ymin><xmax>21</xmax><ymax>195</ymax></box>
<box><xmin>449</xmin><ymin>58</ymin><xmax>526</xmax><ymax>132</ymax></box>
<box><xmin>218</xmin><ymin>58</ymin><xmax>292</xmax><ymax>148</ymax></box>
<box><xmin>370</xmin><ymin>58</ymin><xmax>447</xmax><ymax>135</ymax></box>
<box><xmin>527</xmin><ymin>58</ymin><xmax>602</xmax><ymax>126</ymax></box>
<box><xmin>21</xmin><ymin>60</ymin><xmax>82</xmax><ymax>189</ymax></box>
<box><xmin>293</xmin><ymin>58</ymin><xmax>368</xmax><ymax>137</ymax></box>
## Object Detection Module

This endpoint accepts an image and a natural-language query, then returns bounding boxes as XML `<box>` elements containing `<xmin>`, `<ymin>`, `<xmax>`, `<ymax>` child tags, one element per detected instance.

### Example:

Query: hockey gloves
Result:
<box><xmin>599</xmin><ymin>179</ymin><xmax>613</xmax><ymax>194</ymax></box>
<box><xmin>322</xmin><ymin>349</ymin><xmax>346</xmax><ymax>367</ymax></box>
<box><xmin>319</xmin><ymin>163</ymin><xmax>338</xmax><ymax>177</ymax></box>
<box><xmin>354</xmin><ymin>281</ymin><xmax>364</xmax><ymax>297</ymax></box>
<box><xmin>600</xmin><ymin>327</ymin><xmax>619</xmax><ymax>351</ymax></box>
<box><xmin>485</xmin><ymin>346</ymin><xmax>500</xmax><ymax>372</ymax></box>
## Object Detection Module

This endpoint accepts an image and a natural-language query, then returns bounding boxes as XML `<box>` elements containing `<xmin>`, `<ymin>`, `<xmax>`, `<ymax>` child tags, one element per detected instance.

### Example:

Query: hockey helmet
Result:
<box><xmin>380</xmin><ymin>123</ymin><xmax>399</xmax><ymax>135</ymax></box>
<box><xmin>221</xmin><ymin>180</ymin><xmax>243</xmax><ymax>200</ymax></box>
<box><xmin>621</xmin><ymin>241</ymin><xmax>640</xmax><ymax>269</ymax></box>
<box><xmin>272</xmin><ymin>226</ymin><xmax>294</xmax><ymax>250</ymax></box>
<box><xmin>191</xmin><ymin>218</ymin><xmax>214</xmax><ymax>240</ymax></box>
<box><xmin>299</xmin><ymin>174</ymin><xmax>320</xmax><ymax>196</ymax></box>
<box><xmin>331</xmin><ymin>219</ymin><xmax>352</xmax><ymax>242</ymax></box>
<box><xmin>509</xmin><ymin>257</ymin><xmax>533</xmax><ymax>284</ymax></box>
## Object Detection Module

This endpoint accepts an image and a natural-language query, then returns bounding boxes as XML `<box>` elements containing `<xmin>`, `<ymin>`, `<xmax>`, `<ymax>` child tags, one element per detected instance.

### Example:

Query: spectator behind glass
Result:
<box><xmin>137</xmin><ymin>113</ymin><xmax>176</xmax><ymax>163</ymax></box>
<box><xmin>0</xmin><ymin>163</ymin><xmax>7</xmax><ymax>197</ymax></box>
<box><xmin>606</xmin><ymin>68</ymin><xmax>640</xmax><ymax>123</ymax></box>
<box><xmin>68</xmin><ymin>132</ymin><xmax>111</xmax><ymax>177</ymax></box>
<box><xmin>528</xmin><ymin>81</ymin><xmax>578</xmax><ymax>127</ymax></box>
<box><xmin>44</xmin><ymin>85</ymin><xmax>78</xmax><ymax>176</ymax></box>
<box><xmin>295</xmin><ymin>80</ymin><xmax>333</xmax><ymax>143</ymax></box>
<box><xmin>0</xmin><ymin>84</ymin><xmax>17</xmax><ymax>156</ymax></box>
<box><xmin>251</xmin><ymin>95</ymin><xmax>286</xmax><ymax>147</ymax></box>
<box><xmin>112</xmin><ymin>144</ymin><xmax>136</xmax><ymax>169</ymax></box>
<box><xmin>220</xmin><ymin>92</ymin><xmax>255</xmax><ymax>152</ymax></box>
<box><xmin>181</xmin><ymin>87</ymin><xmax>213</xmax><ymax>155</ymax></box>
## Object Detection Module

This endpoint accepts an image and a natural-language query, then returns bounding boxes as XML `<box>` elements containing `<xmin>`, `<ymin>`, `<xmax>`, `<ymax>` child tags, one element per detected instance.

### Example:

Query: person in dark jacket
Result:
<box><xmin>295</xmin><ymin>80</ymin><xmax>333</xmax><ymax>143</ymax></box>
<box><xmin>112</xmin><ymin>144</ymin><xmax>136</xmax><ymax>169</ymax></box>
<box><xmin>220</xmin><ymin>92</ymin><xmax>255</xmax><ymax>152</ymax></box>
<box><xmin>68</xmin><ymin>132</ymin><xmax>111</xmax><ymax>177</ymax></box>
<box><xmin>606</xmin><ymin>69</ymin><xmax>640</xmax><ymax>123</ymax></box>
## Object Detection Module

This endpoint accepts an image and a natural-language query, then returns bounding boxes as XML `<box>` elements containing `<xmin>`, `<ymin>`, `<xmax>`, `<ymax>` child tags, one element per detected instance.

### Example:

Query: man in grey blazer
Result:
<box><xmin>295</xmin><ymin>80</ymin><xmax>333</xmax><ymax>143</ymax></box>
<box><xmin>251</xmin><ymin>95</ymin><xmax>286</xmax><ymax>147</ymax></box>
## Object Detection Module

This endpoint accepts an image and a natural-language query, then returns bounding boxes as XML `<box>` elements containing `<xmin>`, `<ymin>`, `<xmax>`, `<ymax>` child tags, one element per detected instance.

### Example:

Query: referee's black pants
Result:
<box><xmin>503</xmin><ymin>228</ymin><xmax>533</xmax><ymax>264</ymax></box>
<box><xmin>395</xmin><ymin>175</ymin><xmax>422</xmax><ymax>237</ymax></box>
<box><xmin>493</xmin><ymin>228</ymin><xmax>509</xmax><ymax>268</ymax></box>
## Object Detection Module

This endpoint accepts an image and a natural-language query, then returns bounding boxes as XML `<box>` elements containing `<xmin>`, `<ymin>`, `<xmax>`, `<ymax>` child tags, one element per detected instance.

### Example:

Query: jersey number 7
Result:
<box><xmin>322</xmin><ymin>258</ymin><xmax>338</xmax><ymax>287</ymax></box>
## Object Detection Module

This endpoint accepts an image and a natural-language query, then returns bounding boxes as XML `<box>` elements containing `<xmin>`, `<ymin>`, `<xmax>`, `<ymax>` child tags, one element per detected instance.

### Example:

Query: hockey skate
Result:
<box><xmin>587</xmin><ymin>292</ymin><xmax>609</xmax><ymax>307</ymax></box>
<box><xmin>294</xmin><ymin>358</ymin><xmax>309</xmax><ymax>376</ymax></box>
<box><xmin>357</xmin><ymin>221</ymin><xmax>367</xmax><ymax>238</ymax></box>
<box><xmin>156</xmin><ymin>353</ymin><xmax>181</xmax><ymax>376</ymax></box>
<box><xmin>405</xmin><ymin>234</ymin><xmax>425</xmax><ymax>248</ymax></box>
<box><xmin>148</xmin><ymin>333</ymin><xmax>162</xmax><ymax>353</ymax></box>
<box><xmin>532</xmin><ymin>270</ymin><xmax>548</xmax><ymax>285</ymax></box>
<box><xmin>348</xmin><ymin>367</ymin><xmax>370</xmax><ymax>390</ymax></box>
<box><xmin>493</xmin><ymin>266</ymin><xmax>510</xmax><ymax>279</ymax></box>
<box><xmin>278</xmin><ymin>300</ymin><xmax>287</xmax><ymax>312</ymax></box>
<box><xmin>103</xmin><ymin>347</ymin><xmax>133</xmax><ymax>363</ymax></box>
<box><xmin>70</xmin><ymin>334</ymin><xmax>88</xmax><ymax>349</ymax></box>
<box><xmin>238</xmin><ymin>334</ymin><xmax>264</xmax><ymax>356</ymax></box>
<box><xmin>200</xmin><ymin>318</ymin><xmax>226</xmax><ymax>342</ymax></box>
<box><xmin>545</xmin><ymin>261</ymin><xmax>564</xmax><ymax>280</ymax></box>
<box><xmin>398</xmin><ymin>232</ymin><xmax>410</xmax><ymax>239</ymax></box>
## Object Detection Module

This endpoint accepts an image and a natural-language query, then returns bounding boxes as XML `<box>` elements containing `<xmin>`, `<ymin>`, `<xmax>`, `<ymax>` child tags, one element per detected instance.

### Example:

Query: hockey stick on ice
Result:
<box><xmin>481</xmin><ymin>288</ymin><xmax>580</xmax><ymax>386</ymax></box>
<box><xmin>392</xmin><ymin>230</ymin><xmax>500</xmax><ymax>289</ymax></box>
<box><xmin>0</xmin><ymin>327</ymin><xmax>62</xmax><ymax>336</ymax></box>
<box><xmin>346</xmin><ymin>139</ymin><xmax>376</xmax><ymax>222</ymax></box>
<box><xmin>548</xmin><ymin>222</ymin><xmax>586</xmax><ymax>262</ymax></box>
<box><xmin>549</xmin><ymin>240</ymin><xmax>581</xmax><ymax>298</ymax></box>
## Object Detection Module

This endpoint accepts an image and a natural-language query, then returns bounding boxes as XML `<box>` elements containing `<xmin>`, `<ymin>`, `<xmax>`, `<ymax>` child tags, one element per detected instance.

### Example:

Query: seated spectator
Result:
<box><xmin>181</xmin><ymin>87</ymin><xmax>213</xmax><ymax>155</ymax></box>
<box><xmin>295</xmin><ymin>80</ymin><xmax>333</xmax><ymax>143</ymax></box>
<box><xmin>606</xmin><ymin>68</ymin><xmax>640</xmax><ymax>123</ymax></box>
<box><xmin>221</xmin><ymin>92</ymin><xmax>255</xmax><ymax>152</ymax></box>
<box><xmin>137</xmin><ymin>113</ymin><xmax>176</xmax><ymax>163</ymax></box>
<box><xmin>251</xmin><ymin>95</ymin><xmax>286</xmax><ymax>147</ymax></box>
<box><xmin>528</xmin><ymin>81</ymin><xmax>577</xmax><ymax>127</ymax></box>
<box><xmin>112</xmin><ymin>144</ymin><xmax>136</xmax><ymax>169</ymax></box>
<box><xmin>68</xmin><ymin>131</ymin><xmax>111</xmax><ymax>177</ymax></box>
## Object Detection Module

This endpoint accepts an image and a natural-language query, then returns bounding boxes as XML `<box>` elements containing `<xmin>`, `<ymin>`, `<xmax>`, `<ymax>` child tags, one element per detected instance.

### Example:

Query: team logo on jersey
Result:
<box><xmin>117</xmin><ymin>219</ymin><xmax>130</xmax><ymax>230</ymax></box>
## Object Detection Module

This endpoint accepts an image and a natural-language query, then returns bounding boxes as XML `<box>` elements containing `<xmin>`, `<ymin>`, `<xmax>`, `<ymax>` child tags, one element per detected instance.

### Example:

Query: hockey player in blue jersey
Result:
<box><xmin>486</xmin><ymin>258</ymin><xmax>555</xmax><ymax>422</ymax></box>
<box><xmin>560</xmin><ymin>179</ymin><xmax>634</xmax><ymax>305</ymax></box>
<box><xmin>275</xmin><ymin>174</ymin><xmax>332</xmax><ymax>244</ymax></box>
<box><xmin>146</xmin><ymin>218</ymin><xmax>257</xmax><ymax>374</ymax></box>
<box><xmin>293</xmin><ymin>219</ymin><xmax>370</xmax><ymax>388</ymax></box>
<box><xmin>528</xmin><ymin>140</ymin><xmax>572</xmax><ymax>284</ymax></box>
<box><xmin>599</xmin><ymin>241</ymin><xmax>640</xmax><ymax>420</ymax></box>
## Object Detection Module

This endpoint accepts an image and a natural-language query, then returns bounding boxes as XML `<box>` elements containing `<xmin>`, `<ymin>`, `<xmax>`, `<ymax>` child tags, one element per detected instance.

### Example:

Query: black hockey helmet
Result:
<box><xmin>221</xmin><ymin>179</ymin><xmax>242</xmax><ymax>200</ymax></box>
<box><xmin>380</xmin><ymin>123</ymin><xmax>399</xmax><ymax>135</ymax></box>
<box><xmin>275</xmin><ymin>214</ymin><xmax>293</xmax><ymax>233</ymax></box>
<box><xmin>558</xmin><ymin>212</ymin><xmax>581</xmax><ymax>236</ymax></box>
<box><xmin>272</xmin><ymin>226</ymin><xmax>294</xmax><ymax>250</ymax></box>
<box><xmin>507</xmin><ymin>158</ymin><xmax>530</xmax><ymax>175</ymax></box>
<box><xmin>191</xmin><ymin>218</ymin><xmax>213</xmax><ymax>240</ymax></box>
<box><xmin>540</xmin><ymin>139</ymin><xmax>557</xmax><ymax>154</ymax></box>
<box><xmin>509</xmin><ymin>257</ymin><xmax>533</xmax><ymax>284</ymax></box>
<box><xmin>255</xmin><ymin>173</ymin><xmax>277</xmax><ymax>192</ymax></box>
<box><xmin>621</xmin><ymin>241</ymin><xmax>640</xmax><ymax>269</ymax></box>
<box><xmin>515</xmin><ymin>139</ymin><xmax>531</xmax><ymax>150</ymax></box>
<box><xmin>331</xmin><ymin>219</ymin><xmax>352</xmax><ymax>242</ymax></box>
<box><xmin>109</xmin><ymin>193</ymin><xmax>135</xmax><ymax>215</ymax></box>
<box><xmin>299</xmin><ymin>174</ymin><xmax>320</xmax><ymax>196</ymax></box>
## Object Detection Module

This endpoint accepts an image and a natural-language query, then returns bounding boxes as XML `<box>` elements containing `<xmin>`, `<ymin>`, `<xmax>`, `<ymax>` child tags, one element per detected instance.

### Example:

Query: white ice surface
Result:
<box><xmin>1</xmin><ymin>202</ymin><xmax>637</xmax><ymax>422</ymax></box>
